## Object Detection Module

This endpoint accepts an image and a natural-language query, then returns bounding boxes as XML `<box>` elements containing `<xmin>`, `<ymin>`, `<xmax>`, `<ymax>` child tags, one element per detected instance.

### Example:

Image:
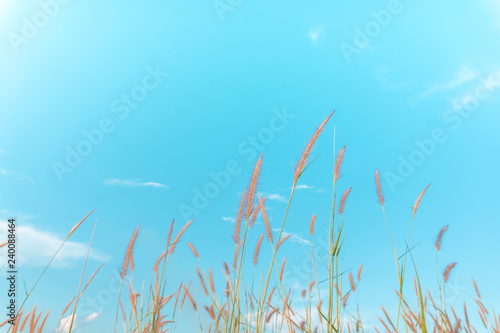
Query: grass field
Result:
<box><xmin>2</xmin><ymin>112</ymin><xmax>498</xmax><ymax>333</ymax></box>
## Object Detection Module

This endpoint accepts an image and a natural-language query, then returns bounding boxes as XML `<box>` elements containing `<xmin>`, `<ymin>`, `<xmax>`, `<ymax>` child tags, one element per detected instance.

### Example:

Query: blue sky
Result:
<box><xmin>1</xmin><ymin>0</ymin><xmax>500</xmax><ymax>331</ymax></box>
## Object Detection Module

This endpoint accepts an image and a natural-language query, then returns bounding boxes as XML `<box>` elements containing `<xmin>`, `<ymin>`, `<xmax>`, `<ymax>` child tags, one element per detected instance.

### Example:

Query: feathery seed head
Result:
<box><xmin>375</xmin><ymin>169</ymin><xmax>384</xmax><ymax>206</ymax></box>
<box><xmin>245</xmin><ymin>154</ymin><xmax>263</xmax><ymax>219</ymax></box>
<box><xmin>233</xmin><ymin>189</ymin><xmax>248</xmax><ymax>244</ymax></box>
<box><xmin>121</xmin><ymin>225</ymin><xmax>140</xmax><ymax>279</ymax></box>
<box><xmin>309</xmin><ymin>215</ymin><xmax>316</xmax><ymax>236</ymax></box>
<box><xmin>253</xmin><ymin>233</ymin><xmax>264</xmax><ymax>266</ymax></box>
<box><xmin>435</xmin><ymin>225</ymin><xmax>448</xmax><ymax>251</ymax></box>
<box><xmin>334</xmin><ymin>146</ymin><xmax>346</xmax><ymax>182</ymax></box>
<box><xmin>339</xmin><ymin>187</ymin><xmax>352</xmax><ymax>215</ymax></box>
<box><xmin>294</xmin><ymin>111</ymin><xmax>334</xmax><ymax>182</ymax></box>
<box><xmin>443</xmin><ymin>262</ymin><xmax>457</xmax><ymax>283</ymax></box>
<box><xmin>412</xmin><ymin>183</ymin><xmax>431</xmax><ymax>219</ymax></box>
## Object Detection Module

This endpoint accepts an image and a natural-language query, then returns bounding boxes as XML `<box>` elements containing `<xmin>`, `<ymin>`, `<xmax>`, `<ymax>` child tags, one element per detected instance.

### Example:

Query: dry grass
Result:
<box><xmin>4</xmin><ymin>113</ymin><xmax>500</xmax><ymax>333</ymax></box>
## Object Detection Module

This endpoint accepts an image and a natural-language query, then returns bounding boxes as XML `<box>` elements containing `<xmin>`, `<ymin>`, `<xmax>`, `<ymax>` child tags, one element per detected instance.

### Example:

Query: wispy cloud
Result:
<box><xmin>103</xmin><ymin>178</ymin><xmax>169</xmax><ymax>188</ymax></box>
<box><xmin>272</xmin><ymin>229</ymin><xmax>311</xmax><ymax>246</ymax></box>
<box><xmin>290</xmin><ymin>184</ymin><xmax>328</xmax><ymax>193</ymax></box>
<box><xmin>419</xmin><ymin>66</ymin><xmax>479</xmax><ymax>99</ymax></box>
<box><xmin>222</xmin><ymin>216</ymin><xmax>236</xmax><ymax>223</ymax></box>
<box><xmin>295</xmin><ymin>184</ymin><xmax>314</xmax><ymax>190</ymax></box>
<box><xmin>483</xmin><ymin>0</ymin><xmax>500</xmax><ymax>31</ymax></box>
<box><xmin>266</xmin><ymin>194</ymin><xmax>287</xmax><ymax>203</ymax></box>
<box><xmin>0</xmin><ymin>220</ymin><xmax>109</xmax><ymax>268</ymax></box>
<box><xmin>451</xmin><ymin>70</ymin><xmax>500</xmax><ymax>109</ymax></box>
<box><xmin>0</xmin><ymin>168</ymin><xmax>35</xmax><ymax>183</ymax></box>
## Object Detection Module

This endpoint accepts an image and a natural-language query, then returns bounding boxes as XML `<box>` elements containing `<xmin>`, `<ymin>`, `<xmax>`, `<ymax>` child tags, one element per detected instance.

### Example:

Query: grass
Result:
<box><xmin>1</xmin><ymin>111</ymin><xmax>499</xmax><ymax>332</ymax></box>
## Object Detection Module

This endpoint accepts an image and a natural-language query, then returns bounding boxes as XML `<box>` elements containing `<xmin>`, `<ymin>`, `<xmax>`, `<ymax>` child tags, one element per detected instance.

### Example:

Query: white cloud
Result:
<box><xmin>273</xmin><ymin>229</ymin><xmax>311</xmax><ymax>246</ymax></box>
<box><xmin>222</xmin><ymin>217</ymin><xmax>236</xmax><ymax>223</ymax></box>
<box><xmin>266</xmin><ymin>194</ymin><xmax>287</xmax><ymax>203</ymax></box>
<box><xmin>419</xmin><ymin>66</ymin><xmax>479</xmax><ymax>99</ymax></box>
<box><xmin>58</xmin><ymin>312</ymin><xmax>99</xmax><ymax>332</ymax></box>
<box><xmin>295</xmin><ymin>184</ymin><xmax>314</xmax><ymax>190</ymax></box>
<box><xmin>59</xmin><ymin>314</ymin><xmax>77</xmax><ymax>333</ymax></box>
<box><xmin>103</xmin><ymin>178</ymin><xmax>169</xmax><ymax>188</ymax></box>
<box><xmin>0</xmin><ymin>169</ymin><xmax>35</xmax><ymax>183</ymax></box>
<box><xmin>85</xmin><ymin>312</ymin><xmax>100</xmax><ymax>322</ymax></box>
<box><xmin>0</xmin><ymin>220</ymin><xmax>109</xmax><ymax>268</ymax></box>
